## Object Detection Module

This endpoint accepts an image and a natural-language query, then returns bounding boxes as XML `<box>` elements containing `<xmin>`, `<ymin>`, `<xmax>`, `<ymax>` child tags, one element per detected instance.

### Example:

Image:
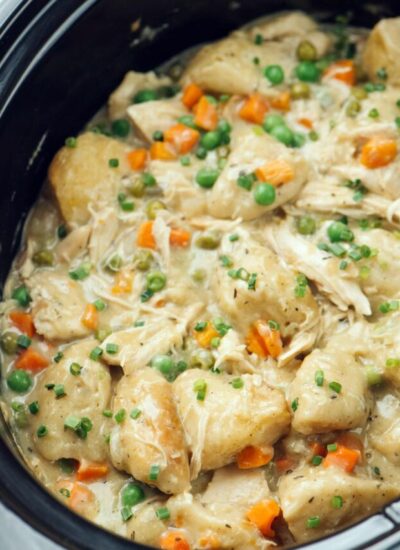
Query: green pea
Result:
<box><xmin>200</xmin><ymin>131</ymin><xmax>222</xmax><ymax>151</ymax></box>
<box><xmin>253</xmin><ymin>183</ymin><xmax>276</xmax><ymax>206</ymax></box>
<box><xmin>189</xmin><ymin>349</ymin><xmax>215</xmax><ymax>370</ymax></box>
<box><xmin>152</xmin><ymin>130</ymin><xmax>164</xmax><ymax>142</ymax></box>
<box><xmin>263</xmin><ymin>114</ymin><xmax>285</xmax><ymax>133</ymax></box>
<box><xmin>134</xmin><ymin>250</ymin><xmax>153</xmax><ymax>271</ymax></box>
<box><xmin>142</xmin><ymin>172</ymin><xmax>157</xmax><ymax>187</ymax></box>
<box><xmin>195</xmin><ymin>168</ymin><xmax>219</xmax><ymax>189</ymax></box>
<box><xmin>178</xmin><ymin>114</ymin><xmax>197</xmax><ymax>128</ymax></box>
<box><xmin>121</xmin><ymin>483</ymin><xmax>145</xmax><ymax>507</ymax></box>
<box><xmin>327</xmin><ymin>221</ymin><xmax>354</xmax><ymax>243</ymax></box>
<box><xmin>32</xmin><ymin>249</ymin><xmax>54</xmax><ymax>267</ymax></box>
<box><xmin>128</xmin><ymin>178</ymin><xmax>145</xmax><ymax>198</ymax></box>
<box><xmin>195</xmin><ymin>147</ymin><xmax>207</xmax><ymax>160</ymax></box>
<box><xmin>296</xmin><ymin>40</ymin><xmax>317</xmax><ymax>62</ymax></box>
<box><xmin>146</xmin><ymin>271</ymin><xmax>167</xmax><ymax>292</ymax></box>
<box><xmin>146</xmin><ymin>200</ymin><xmax>167</xmax><ymax>220</ymax></box>
<box><xmin>296</xmin><ymin>216</ymin><xmax>316</xmax><ymax>235</ymax></box>
<box><xmin>217</xmin><ymin>119</ymin><xmax>232</xmax><ymax>134</ymax></box>
<box><xmin>111</xmin><ymin>119</ymin><xmax>130</xmax><ymax>137</ymax></box>
<box><xmin>264</xmin><ymin>65</ymin><xmax>284</xmax><ymax>85</ymax></box>
<box><xmin>7</xmin><ymin>370</ymin><xmax>32</xmax><ymax>393</ymax></box>
<box><xmin>290</xmin><ymin>82</ymin><xmax>311</xmax><ymax>99</ymax></box>
<box><xmin>270</xmin><ymin>125</ymin><xmax>294</xmax><ymax>146</ymax></box>
<box><xmin>132</xmin><ymin>89</ymin><xmax>158</xmax><ymax>103</ymax></box>
<box><xmin>346</xmin><ymin>100</ymin><xmax>361</xmax><ymax>118</ymax></box>
<box><xmin>195</xmin><ymin>232</ymin><xmax>221</xmax><ymax>250</ymax></box>
<box><xmin>192</xmin><ymin>269</ymin><xmax>206</xmax><ymax>282</ymax></box>
<box><xmin>0</xmin><ymin>332</ymin><xmax>19</xmax><ymax>354</ymax></box>
<box><xmin>151</xmin><ymin>355</ymin><xmax>174</xmax><ymax>375</ymax></box>
<box><xmin>295</xmin><ymin>61</ymin><xmax>320</xmax><ymax>82</ymax></box>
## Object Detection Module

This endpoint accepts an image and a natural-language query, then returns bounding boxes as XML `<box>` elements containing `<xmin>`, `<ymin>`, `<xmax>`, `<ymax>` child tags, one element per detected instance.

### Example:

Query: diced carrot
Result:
<box><xmin>112</xmin><ymin>270</ymin><xmax>133</xmax><ymax>295</ymax></box>
<box><xmin>182</xmin><ymin>83</ymin><xmax>203</xmax><ymax>109</ymax></box>
<box><xmin>270</xmin><ymin>90</ymin><xmax>291</xmax><ymax>111</ymax></box>
<box><xmin>246</xmin><ymin>500</ymin><xmax>280</xmax><ymax>538</ymax></box>
<box><xmin>155</xmin><ymin>299</ymin><xmax>167</xmax><ymax>308</ymax></box>
<box><xmin>323</xmin><ymin>444</ymin><xmax>360</xmax><ymax>473</ymax></box>
<box><xmin>9</xmin><ymin>311</ymin><xmax>35</xmax><ymax>338</ymax></box>
<box><xmin>360</xmin><ymin>137</ymin><xmax>397</xmax><ymax>169</ymax></box>
<box><xmin>310</xmin><ymin>441</ymin><xmax>327</xmax><ymax>458</ymax></box>
<box><xmin>150</xmin><ymin>141</ymin><xmax>177</xmax><ymax>161</ymax></box>
<box><xmin>69</xmin><ymin>482</ymin><xmax>96</xmax><ymax>512</ymax></box>
<box><xmin>127</xmin><ymin>148</ymin><xmax>148</xmax><ymax>171</ymax></box>
<box><xmin>164</xmin><ymin>123</ymin><xmax>200</xmax><ymax>154</ymax></box>
<box><xmin>246</xmin><ymin>320</ymin><xmax>283</xmax><ymax>359</ymax></box>
<box><xmin>194</xmin><ymin>96</ymin><xmax>218</xmax><ymax>131</ymax></box>
<box><xmin>15</xmin><ymin>348</ymin><xmax>49</xmax><ymax>372</ymax></box>
<box><xmin>76</xmin><ymin>460</ymin><xmax>109</xmax><ymax>481</ymax></box>
<box><xmin>137</xmin><ymin>220</ymin><xmax>156</xmax><ymax>249</ymax></box>
<box><xmin>297</xmin><ymin>117</ymin><xmax>313</xmax><ymax>129</ymax></box>
<box><xmin>160</xmin><ymin>530</ymin><xmax>190</xmax><ymax>550</ymax></box>
<box><xmin>239</xmin><ymin>93</ymin><xmax>269</xmax><ymax>124</ymax></box>
<box><xmin>255</xmin><ymin>159</ymin><xmax>294</xmax><ymax>186</ymax></box>
<box><xmin>337</xmin><ymin>432</ymin><xmax>364</xmax><ymax>455</ymax></box>
<box><xmin>237</xmin><ymin>445</ymin><xmax>274</xmax><ymax>469</ymax></box>
<box><xmin>275</xmin><ymin>456</ymin><xmax>296</xmax><ymax>474</ymax></box>
<box><xmin>81</xmin><ymin>304</ymin><xmax>98</xmax><ymax>331</ymax></box>
<box><xmin>324</xmin><ymin>59</ymin><xmax>356</xmax><ymax>86</ymax></box>
<box><xmin>170</xmin><ymin>227</ymin><xmax>191</xmax><ymax>247</ymax></box>
<box><xmin>198</xmin><ymin>535</ymin><xmax>221</xmax><ymax>549</ymax></box>
<box><xmin>194</xmin><ymin>322</ymin><xmax>220</xmax><ymax>348</ymax></box>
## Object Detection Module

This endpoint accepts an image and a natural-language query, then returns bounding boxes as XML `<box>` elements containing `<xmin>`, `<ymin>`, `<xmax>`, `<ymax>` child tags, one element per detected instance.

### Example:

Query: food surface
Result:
<box><xmin>2</xmin><ymin>11</ymin><xmax>400</xmax><ymax>549</ymax></box>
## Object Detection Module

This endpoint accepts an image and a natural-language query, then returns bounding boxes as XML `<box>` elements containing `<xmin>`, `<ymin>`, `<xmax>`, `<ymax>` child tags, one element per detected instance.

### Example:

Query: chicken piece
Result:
<box><xmin>265</xmin><ymin>220</ymin><xmax>371</xmax><ymax>316</ymax></box>
<box><xmin>173</xmin><ymin>369</ymin><xmax>290</xmax><ymax>476</ymax></box>
<box><xmin>296</xmin><ymin>176</ymin><xmax>400</xmax><ymax>225</ymax></box>
<box><xmin>101</xmin><ymin>317</ymin><xmax>187</xmax><ymax>375</ymax></box>
<box><xmin>208</xmin><ymin>128</ymin><xmax>308</xmax><ymax>221</ymax></box>
<box><xmin>150</xmin><ymin>159</ymin><xmax>208</xmax><ymax>217</ymax></box>
<box><xmin>28</xmin><ymin>270</ymin><xmax>91</xmax><ymax>341</ymax></box>
<box><xmin>49</xmin><ymin>132</ymin><xmax>131</xmax><ymax>226</ymax></box>
<box><xmin>369</xmin><ymin>394</ymin><xmax>400</xmax><ymax>464</ymax></box>
<box><xmin>289</xmin><ymin>334</ymin><xmax>368</xmax><ymax>435</ymax></box>
<box><xmin>108</xmin><ymin>70</ymin><xmax>172</xmax><ymax>120</ymax></box>
<box><xmin>55</xmin><ymin>225</ymin><xmax>91</xmax><ymax>263</ymax></box>
<box><xmin>30</xmin><ymin>340</ymin><xmax>111</xmax><ymax>462</ymax></box>
<box><xmin>110</xmin><ymin>367</ymin><xmax>190</xmax><ymax>494</ymax></box>
<box><xmin>279</xmin><ymin>466</ymin><xmax>400</xmax><ymax>543</ymax></box>
<box><xmin>362</xmin><ymin>18</ymin><xmax>400</xmax><ymax>85</ymax></box>
<box><xmin>88</xmin><ymin>207</ymin><xmax>120</xmax><ymax>264</ymax></box>
<box><xmin>214</xmin><ymin>232</ymin><xmax>319</xmax><ymax>361</ymax></box>
<box><xmin>127</xmin><ymin>98</ymin><xmax>187</xmax><ymax>142</ymax></box>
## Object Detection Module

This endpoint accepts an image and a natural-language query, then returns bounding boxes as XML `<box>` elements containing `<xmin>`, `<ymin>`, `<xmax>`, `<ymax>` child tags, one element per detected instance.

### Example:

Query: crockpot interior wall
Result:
<box><xmin>0</xmin><ymin>0</ymin><xmax>399</xmax><ymax>549</ymax></box>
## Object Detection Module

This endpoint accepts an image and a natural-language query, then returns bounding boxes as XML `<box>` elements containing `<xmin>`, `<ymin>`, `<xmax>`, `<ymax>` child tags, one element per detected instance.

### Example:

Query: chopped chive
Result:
<box><xmin>230</xmin><ymin>377</ymin><xmax>244</xmax><ymax>389</ymax></box>
<box><xmin>268</xmin><ymin>320</ymin><xmax>280</xmax><ymax>330</ymax></box>
<box><xmin>368</xmin><ymin>108</ymin><xmax>379</xmax><ymax>119</ymax></box>
<box><xmin>291</xmin><ymin>397</ymin><xmax>299</xmax><ymax>412</ymax></box>
<box><xmin>53</xmin><ymin>351</ymin><xmax>64</xmax><ymax>363</ymax></box>
<box><xmin>327</xmin><ymin>443</ymin><xmax>338</xmax><ymax>452</ymax></box>
<box><xmin>213</xmin><ymin>317</ymin><xmax>231</xmax><ymax>336</ymax></box>
<box><xmin>180</xmin><ymin>155</ymin><xmax>191</xmax><ymax>166</ymax></box>
<box><xmin>28</xmin><ymin>401</ymin><xmax>40</xmax><ymax>415</ymax></box>
<box><xmin>118</xmin><ymin>192</ymin><xmax>135</xmax><ymax>212</ymax></box>
<box><xmin>65</xmin><ymin>137</ymin><xmax>77</xmax><ymax>148</ymax></box>
<box><xmin>121</xmin><ymin>506</ymin><xmax>133</xmax><ymax>522</ymax></box>
<box><xmin>57</xmin><ymin>224</ymin><xmax>68</xmax><ymax>239</ymax></box>
<box><xmin>149</xmin><ymin>464</ymin><xmax>160</xmax><ymax>481</ymax></box>
<box><xmin>193</xmin><ymin>379</ymin><xmax>207</xmax><ymax>401</ymax></box>
<box><xmin>339</xmin><ymin>260</ymin><xmax>348</xmax><ymax>270</ymax></box>
<box><xmin>307</xmin><ymin>516</ymin><xmax>320</xmax><ymax>528</ymax></box>
<box><xmin>155</xmin><ymin>507</ymin><xmax>170</xmax><ymax>520</ymax></box>
<box><xmin>17</xmin><ymin>334</ymin><xmax>31</xmax><ymax>349</ymax></box>
<box><xmin>311</xmin><ymin>455</ymin><xmax>323</xmax><ymax>466</ymax></box>
<box><xmin>109</xmin><ymin>158</ymin><xmax>119</xmax><ymax>168</ymax></box>
<box><xmin>140</xmin><ymin>289</ymin><xmax>154</xmax><ymax>302</ymax></box>
<box><xmin>64</xmin><ymin>415</ymin><xmax>81</xmax><ymax>430</ymax></box>
<box><xmin>54</xmin><ymin>384</ymin><xmax>66</xmax><ymax>399</ymax></box>
<box><xmin>328</xmin><ymin>381</ymin><xmax>342</xmax><ymax>394</ymax></box>
<box><xmin>331</xmin><ymin>495</ymin><xmax>343</xmax><ymax>509</ymax></box>
<box><xmin>11</xmin><ymin>285</ymin><xmax>31</xmax><ymax>307</ymax></box>
<box><xmin>315</xmin><ymin>369</ymin><xmax>324</xmax><ymax>387</ymax></box>
<box><xmin>114</xmin><ymin>409</ymin><xmax>126</xmax><ymax>423</ymax></box>
<box><xmin>93</xmin><ymin>299</ymin><xmax>106</xmax><ymax>311</ymax></box>
<box><xmin>142</xmin><ymin>172</ymin><xmax>156</xmax><ymax>187</ymax></box>
<box><xmin>102</xmin><ymin>409</ymin><xmax>113</xmax><ymax>418</ymax></box>
<box><xmin>69</xmin><ymin>262</ymin><xmax>91</xmax><ymax>281</ymax></box>
<box><xmin>248</xmin><ymin>273</ymin><xmax>257</xmax><ymax>290</ymax></box>
<box><xmin>69</xmin><ymin>362</ymin><xmax>82</xmax><ymax>376</ymax></box>
<box><xmin>386</xmin><ymin>358</ymin><xmax>400</xmax><ymax>368</ymax></box>
<box><xmin>229</xmin><ymin>234</ymin><xmax>239</xmax><ymax>242</ymax></box>
<box><xmin>59</xmin><ymin>488</ymin><xmax>71</xmax><ymax>498</ymax></box>
<box><xmin>134</xmin><ymin>320</ymin><xmax>145</xmax><ymax>327</ymax></box>
<box><xmin>89</xmin><ymin>346</ymin><xmax>103</xmax><ymax>361</ymax></box>
<box><xmin>211</xmin><ymin>337</ymin><xmax>220</xmax><ymax>349</ymax></box>
<box><xmin>194</xmin><ymin>321</ymin><xmax>207</xmax><ymax>332</ymax></box>
<box><xmin>220</xmin><ymin>255</ymin><xmax>233</xmax><ymax>268</ymax></box>
<box><xmin>130</xmin><ymin>408</ymin><xmax>141</xmax><ymax>420</ymax></box>
<box><xmin>37</xmin><ymin>425</ymin><xmax>48</xmax><ymax>438</ymax></box>
<box><xmin>105</xmin><ymin>343</ymin><xmax>119</xmax><ymax>354</ymax></box>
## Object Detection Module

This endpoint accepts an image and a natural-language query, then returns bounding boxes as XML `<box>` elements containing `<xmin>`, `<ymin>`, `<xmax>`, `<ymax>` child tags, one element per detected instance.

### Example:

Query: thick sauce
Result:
<box><xmin>2</xmin><ymin>11</ymin><xmax>400</xmax><ymax>549</ymax></box>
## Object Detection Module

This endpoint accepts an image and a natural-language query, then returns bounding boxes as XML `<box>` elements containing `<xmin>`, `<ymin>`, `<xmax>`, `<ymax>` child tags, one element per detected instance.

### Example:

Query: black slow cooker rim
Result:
<box><xmin>1</xmin><ymin>1</ymin><xmax>400</xmax><ymax>548</ymax></box>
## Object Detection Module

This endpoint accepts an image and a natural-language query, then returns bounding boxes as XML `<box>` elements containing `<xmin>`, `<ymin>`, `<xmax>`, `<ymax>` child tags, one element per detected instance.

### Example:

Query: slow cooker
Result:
<box><xmin>1</xmin><ymin>1</ymin><xmax>400</xmax><ymax>548</ymax></box>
